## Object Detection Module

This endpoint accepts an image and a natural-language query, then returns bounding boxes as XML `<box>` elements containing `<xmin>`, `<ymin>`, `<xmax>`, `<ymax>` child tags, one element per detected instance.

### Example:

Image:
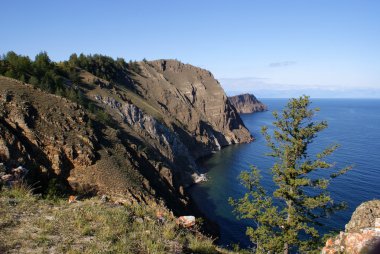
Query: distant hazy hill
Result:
<box><xmin>228</xmin><ymin>93</ymin><xmax>267</xmax><ymax>113</ymax></box>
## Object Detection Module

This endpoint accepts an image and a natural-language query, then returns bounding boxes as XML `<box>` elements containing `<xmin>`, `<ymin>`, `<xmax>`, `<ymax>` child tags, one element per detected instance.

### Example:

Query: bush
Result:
<box><xmin>95</xmin><ymin>109</ymin><xmax>112</xmax><ymax>125</ymax></box>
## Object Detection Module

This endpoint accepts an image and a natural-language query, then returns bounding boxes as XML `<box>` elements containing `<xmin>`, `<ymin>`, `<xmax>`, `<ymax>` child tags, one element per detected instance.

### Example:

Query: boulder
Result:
<box><xmin>322</xmin><ymin>200</ymin><xmax>380</xmax><ymax>254</ymax></box>
<box><xmin>176</xmin><ymin>216</ymin><xmax>196</xmax><ymax>228</ymax></box>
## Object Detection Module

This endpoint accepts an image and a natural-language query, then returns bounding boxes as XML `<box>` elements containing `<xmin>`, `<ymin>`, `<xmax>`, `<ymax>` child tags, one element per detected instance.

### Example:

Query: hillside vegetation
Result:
<box><xmin>0</xmin><ymin>184</ymin><xmax>230</xmax><ymax>254</ymax></box>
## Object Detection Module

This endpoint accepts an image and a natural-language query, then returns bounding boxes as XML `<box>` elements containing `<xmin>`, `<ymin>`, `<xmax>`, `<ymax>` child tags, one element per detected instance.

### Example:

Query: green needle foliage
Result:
<box><xmin>230</xmin><ymin>95</ymin><xmax>352</xmax><ymax>254</ymax></box>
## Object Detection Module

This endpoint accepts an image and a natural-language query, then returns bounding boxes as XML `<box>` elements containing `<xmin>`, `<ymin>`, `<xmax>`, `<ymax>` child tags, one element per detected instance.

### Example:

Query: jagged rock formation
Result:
<box><xmin>0</xmin><ymin>59</ymin><xmax>252</xmax><ymax>213</ymax></box>
<box><xmin>228</xmin><ymin>93</ymin><xmax>267</xmax><ymax>114</ymax></box>
<box><xmin>322</xmin><ymin>200</ymin><xmax>380</xmax><ymax>254</ymax></box>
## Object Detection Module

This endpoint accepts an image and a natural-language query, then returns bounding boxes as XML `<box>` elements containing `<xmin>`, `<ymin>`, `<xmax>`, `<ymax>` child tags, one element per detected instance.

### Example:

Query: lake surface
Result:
<box><xmin>190</xmin><ymin>98</ymin><xmax>380</xmax><ymax>248</ymax></box>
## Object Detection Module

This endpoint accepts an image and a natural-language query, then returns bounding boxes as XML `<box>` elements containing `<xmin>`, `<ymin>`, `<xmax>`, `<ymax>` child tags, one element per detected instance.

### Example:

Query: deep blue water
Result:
<box><xmin>190</xmin><ymin>99</ymin><xmax>380</xmax><ymax>248</ymax></box>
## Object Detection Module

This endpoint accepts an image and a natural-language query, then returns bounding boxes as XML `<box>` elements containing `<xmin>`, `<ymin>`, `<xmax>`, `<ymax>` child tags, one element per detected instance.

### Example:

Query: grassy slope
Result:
<box><xmin>0</xmin><ymin>185</ymin><xmax>241</xmax><ymax>254</ymax></box>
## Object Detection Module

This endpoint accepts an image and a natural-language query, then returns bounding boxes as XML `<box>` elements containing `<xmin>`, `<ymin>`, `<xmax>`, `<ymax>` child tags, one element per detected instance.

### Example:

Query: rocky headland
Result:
<box><xmin>0</xmin><ymin>56</ymin><xmax>252</xmax><ymax>215</ymax></box>
<box><xmin>228</xmin><ymin>93</ymin><xmax>267</xmax><ymax>114</ymax></box>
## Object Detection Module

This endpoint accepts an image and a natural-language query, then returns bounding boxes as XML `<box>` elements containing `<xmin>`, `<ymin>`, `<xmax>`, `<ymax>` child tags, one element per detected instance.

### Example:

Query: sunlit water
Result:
<box><xmin>189</xmin><ymin>99</ymin><xmax>380</xmax><ymax>248</ymax></box>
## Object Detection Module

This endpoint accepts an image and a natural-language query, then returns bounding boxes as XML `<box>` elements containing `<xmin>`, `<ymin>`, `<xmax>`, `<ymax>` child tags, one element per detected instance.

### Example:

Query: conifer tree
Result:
<box><xmin>230</xmin><ymin>95</ymin><xmax>351</xmax><ymax>253</ymax></box>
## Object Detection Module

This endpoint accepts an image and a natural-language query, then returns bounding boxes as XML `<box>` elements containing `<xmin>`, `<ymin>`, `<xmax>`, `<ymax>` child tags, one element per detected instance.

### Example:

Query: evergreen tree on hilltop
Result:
<box><xmin>230</xmin><ymin>95</ymin><xmax>352</xmax><ymax>253</ymax></box>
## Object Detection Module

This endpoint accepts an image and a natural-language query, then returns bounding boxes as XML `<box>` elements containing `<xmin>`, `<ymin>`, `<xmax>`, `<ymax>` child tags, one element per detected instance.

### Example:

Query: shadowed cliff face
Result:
<box><xmin>0</xmin><ymin>59</ymin><xmax>252</xmax><ymax>213</ymax></box>
<box><xmin>228</xmin><ymin>93</ymin><xmax>267</xmax><ymax>114</ymax></box>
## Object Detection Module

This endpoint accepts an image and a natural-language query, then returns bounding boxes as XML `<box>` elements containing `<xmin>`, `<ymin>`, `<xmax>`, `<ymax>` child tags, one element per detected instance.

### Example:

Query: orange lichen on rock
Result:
<box><xmin>322</xmin><ymin>200</ymin><xmax>380</xmax><ymax>254</ymax></box>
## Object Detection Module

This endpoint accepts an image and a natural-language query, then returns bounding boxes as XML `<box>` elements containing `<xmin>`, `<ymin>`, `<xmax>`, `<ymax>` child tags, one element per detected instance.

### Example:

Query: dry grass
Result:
<box><xmin>0</xmin><ymin>185</ymin><xmax>225</xmax><ymax>254</ymax></box>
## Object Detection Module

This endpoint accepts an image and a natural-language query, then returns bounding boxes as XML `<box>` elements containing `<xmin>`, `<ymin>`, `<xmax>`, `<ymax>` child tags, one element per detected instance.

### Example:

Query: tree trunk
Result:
<box><xmin>284</xmin><ymin>199</ymin><xmax>293</xmax><ymax>254</ymax></box>
<box><xmin>283</xmin><ymin>242</ymin><xmax>289</xmax><ymax>254</ymax></box>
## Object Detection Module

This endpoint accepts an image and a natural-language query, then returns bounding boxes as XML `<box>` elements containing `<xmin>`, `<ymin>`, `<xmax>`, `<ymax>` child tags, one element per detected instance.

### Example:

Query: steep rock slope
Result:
<box><xmin>82</xmin><ymin>59</ymin><xmax>252</xmax><ymax>187</ymax></box>
<box><xmin>0</xmin><ymin>77</ymin><xmax>156</xmax><ymax>199</ymax></box>
<box><xmin>0</xmin><ymin>58</ymin><xmax>252</xmax><ymax>213</ymax></box>
<box><xmin>130</xmin><ymin>60</ymin><xmax>253</xmax><ymax>158</ymax></box>
<box><xmin>228</xmin><ymin>93</ymin><xmax>267</xmax><ymax>114</ymax></box>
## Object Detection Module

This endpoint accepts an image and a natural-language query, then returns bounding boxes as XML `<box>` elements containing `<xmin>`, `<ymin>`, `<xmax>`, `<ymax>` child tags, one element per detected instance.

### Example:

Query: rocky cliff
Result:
<box><xmin>0</xmin><ymin>58</ymin><xmax>252</xmax><ymax>213</ymax></box>
<box><xmin>228</xmin><ymin>93</ymin><xmax>267</xmax><ymax>114</ymax></box>
<box><xmin>133</xmin><ymin>60</ymin><xmax>252</xmax><ymax>157</ymax></box>
<box><xmin>322</xmin><ymin>200</ymin><xmax>380</xmax><ymax>254</ymax></box>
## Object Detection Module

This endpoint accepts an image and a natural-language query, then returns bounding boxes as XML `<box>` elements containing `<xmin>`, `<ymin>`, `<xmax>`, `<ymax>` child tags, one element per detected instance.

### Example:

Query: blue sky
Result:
<box><xmin>1</xmin><ymin>0</ymin><xmax>379</xmax><ymax>97</ymax></box>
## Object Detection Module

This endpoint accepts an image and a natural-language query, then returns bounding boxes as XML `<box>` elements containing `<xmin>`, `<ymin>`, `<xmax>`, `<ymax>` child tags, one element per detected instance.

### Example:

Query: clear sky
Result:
<box><xmin>1</xmin><ymin>0</ymin><xmax>379</xmax><ymax>98</ymax></box>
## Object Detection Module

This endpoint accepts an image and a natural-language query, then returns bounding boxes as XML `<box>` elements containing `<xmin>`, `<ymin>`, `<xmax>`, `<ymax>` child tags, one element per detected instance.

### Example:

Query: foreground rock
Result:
<box><xmin>228</xmin><ymin>93</ymin><xmax>267</xmax><ymax>114</ymax></box>
<box><xmin>322</xmin><ymin>200</ymin><xmax>380</xmax><ymax>254</ymax></box>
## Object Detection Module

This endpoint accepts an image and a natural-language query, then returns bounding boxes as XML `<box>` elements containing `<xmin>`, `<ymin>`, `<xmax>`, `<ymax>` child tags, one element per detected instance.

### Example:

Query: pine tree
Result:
<box><xmin>230</xmin><ymin>95</ymin><xmax>351</xmax><ymax>253</ymax></box>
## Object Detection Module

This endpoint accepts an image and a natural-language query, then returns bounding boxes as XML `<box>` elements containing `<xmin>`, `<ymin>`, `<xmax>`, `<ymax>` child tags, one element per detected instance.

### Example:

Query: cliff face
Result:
<box><xmin>228</xmin><ymin>93</ymin><xmax>267</xmax><ymax>114</ymax></box>
<box><xmin>322</xmin><ymin>200</ymin><xmax>380</xmax><ymax>254</ymax></box>
<box><xmin>0</xmin><ymin>59</ymin><xmax>252</xmax><ymax>212</ymax></box>
<box><xmin>132</xmin><ymin>60</ymin><xmax>253</xmax><ymax>157</ymax></box>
